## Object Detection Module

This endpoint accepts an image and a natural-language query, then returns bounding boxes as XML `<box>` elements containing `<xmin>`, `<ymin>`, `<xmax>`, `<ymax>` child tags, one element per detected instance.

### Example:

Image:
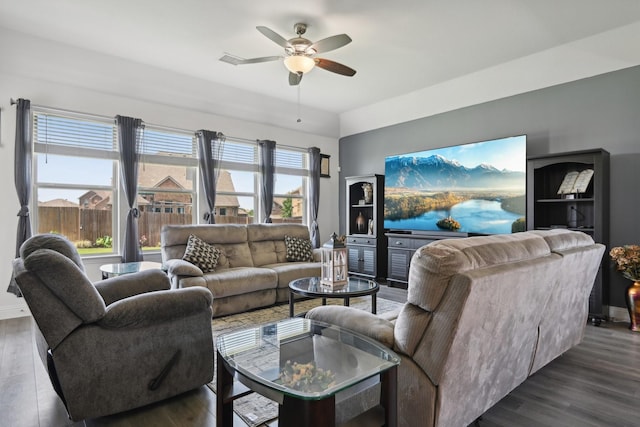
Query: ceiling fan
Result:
<box><xmin>220</xmin><ymin>23</ymin><xmax>356</xmax><ymax>86</ymax></box>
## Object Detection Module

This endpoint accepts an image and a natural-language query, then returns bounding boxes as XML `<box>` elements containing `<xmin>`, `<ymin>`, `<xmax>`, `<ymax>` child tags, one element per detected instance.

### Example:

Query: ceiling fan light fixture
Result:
<box><xmin>284</xmin><ymin>55</ymin><xmax>315</xmax><ymax>74</ymax></box>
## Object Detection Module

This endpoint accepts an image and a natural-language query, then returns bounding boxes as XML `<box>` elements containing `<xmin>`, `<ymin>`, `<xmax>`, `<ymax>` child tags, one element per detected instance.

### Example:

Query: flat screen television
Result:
<box><xmin>384</xmin><ymin>135</ymin><xmax>527</xmax><ymax>235</ymax></box>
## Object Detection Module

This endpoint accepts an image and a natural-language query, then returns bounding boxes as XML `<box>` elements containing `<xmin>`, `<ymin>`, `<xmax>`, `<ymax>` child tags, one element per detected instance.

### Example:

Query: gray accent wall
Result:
<box><xmin>339</xmin><ymin>65</ymin><xmax>640</xmax><ymax>310</ymax></box>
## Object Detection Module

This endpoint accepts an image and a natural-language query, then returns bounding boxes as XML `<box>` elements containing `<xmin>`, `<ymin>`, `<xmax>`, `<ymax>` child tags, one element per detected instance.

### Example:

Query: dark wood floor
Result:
<box><xmin>2</xmin><ymin>285</ymin><xmax>639</xmax><ymax>427</ymax></box>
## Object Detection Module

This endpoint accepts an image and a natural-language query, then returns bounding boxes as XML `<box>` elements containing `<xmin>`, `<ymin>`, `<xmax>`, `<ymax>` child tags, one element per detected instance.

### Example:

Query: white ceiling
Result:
<box><xmin>2</xmin><ymin>0</ymin><xmax>640</xmax><ymax>137</ymax></box>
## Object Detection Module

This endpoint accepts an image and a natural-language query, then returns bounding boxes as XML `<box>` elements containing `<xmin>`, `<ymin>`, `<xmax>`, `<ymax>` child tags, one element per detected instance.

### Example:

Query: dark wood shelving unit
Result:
<box><xmin>345</xmin><ymin>174</ymin><xmax>386</xmax><ymax>280</ymax></box>
<box><xmin>527</xmin><ymin>148</ymin><xmax>610</xmax><ymax>322</ymax></box>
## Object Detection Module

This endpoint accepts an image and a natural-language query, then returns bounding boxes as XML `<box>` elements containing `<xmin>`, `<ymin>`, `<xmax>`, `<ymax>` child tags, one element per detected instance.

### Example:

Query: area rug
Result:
<box><xmin>207</xmin><ymin>296</ymin><xmax>403</xmax><ymax>427</ymax></box>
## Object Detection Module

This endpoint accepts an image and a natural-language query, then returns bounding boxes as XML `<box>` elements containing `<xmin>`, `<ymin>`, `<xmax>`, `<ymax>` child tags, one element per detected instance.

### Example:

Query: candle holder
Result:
<box><xmin>320</xmin><ymin>233</ymin><xmax>348</xmax><ymax>288</ymax></box>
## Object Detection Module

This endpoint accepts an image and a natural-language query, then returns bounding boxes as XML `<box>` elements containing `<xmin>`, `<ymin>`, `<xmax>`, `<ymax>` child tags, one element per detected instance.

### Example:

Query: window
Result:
<box><xmin>273</xmin><ymin>147</ymin><xmax>307</xmax><ymax>224</ymax></box>
<box><xmin>213</xmin><ymin>140</ymin><xmax>308</xmax><ymax>224</ymax></box>
<box><xmin>216</xmin><ymin>139</ymin><xmax>258</xmax><ymax>224</ymax></box>
<box><xmin>137</xmin><ymin>127</ymin><xmax>197</xmax><ymax>251</ymax></box>
<box><xmin>31</xmin><ymin>106</ymin><xmax>312</xmax><ymax>258</ymax></box>
<box><xmin>33</xmin><ymin>111</ymin><xmax>118</xmax><ymax>255</ymax></box>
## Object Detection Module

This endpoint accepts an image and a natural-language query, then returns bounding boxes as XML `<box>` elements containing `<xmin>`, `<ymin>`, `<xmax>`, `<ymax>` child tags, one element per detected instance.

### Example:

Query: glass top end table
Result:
<box><xmin>216</xmin><ymin>317</ymin><xmax>399</xmax><ymax>427</ymax></box>
<box><xmin>99</xmin><ymin>261</ymin><xmax>163</xmax><ymax>279</ymax></box>
<box><xmin>288</xmin><ymin>276</ymin><xmax>379</xmax><ymax>318</ymax></box>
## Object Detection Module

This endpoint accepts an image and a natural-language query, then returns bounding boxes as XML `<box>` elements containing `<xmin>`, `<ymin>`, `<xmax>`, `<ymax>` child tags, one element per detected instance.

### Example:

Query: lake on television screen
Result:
<box><xmin>384</xmin><ymin>199</ymin><xmax>522</xmax><ymax>234</ymax></box>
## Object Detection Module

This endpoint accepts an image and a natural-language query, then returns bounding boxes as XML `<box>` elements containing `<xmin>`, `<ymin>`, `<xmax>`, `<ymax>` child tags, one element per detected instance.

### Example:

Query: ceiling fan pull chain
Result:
<box><xmin>297</xmin><ymin>83</ymin><xmax>302</xmax><ymax>123</ymax></box>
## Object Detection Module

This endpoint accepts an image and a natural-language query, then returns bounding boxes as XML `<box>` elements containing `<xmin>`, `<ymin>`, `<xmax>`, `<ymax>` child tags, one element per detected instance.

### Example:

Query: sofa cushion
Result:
<box><xmin>250</xmin><ymin>240</ymin><xmax>278</xmax><ymax>266</ymax></box>
<box><xmin>23</xmin><ymin>248</ymin><xmax>107</xmax><ymax>322</ymax></box>
<box><xmin>199</xmin><ymin>267</ymin><xmax>277</xmax><ymax>298</ymax></box>
<box><xmin>21</xmin><ymin>233</ymin><xmax>85</xmax><ymax>271</ymax></box>
<box><xmin>409</xmin><ymin>232</ymin><xmax>551</xmax><ymax>312</ymax></box>
<box><xmin>247</xmin><ymin>223</ymin><xmax>312</xmax><ymax>263</ymax></box>
<box><xmin>161</xmin><ymin>224</ymin><xmax>248</xmax><ymax>263</ymax></box>
<box><xmin>529</xmin><ymin>228</ymin><xmax>595</xmax><ymax>251</ymax></box>
<box><xmin>263</xmin><ymin>262</ymin><xmax>322</xmax><ymax>289</ymax></box>
<box><xmin>284</xmin><ymin>235</ymin><xmax>314</xmax><ymax>262</ymax></box>
<box><xmin>217</xmin><ymin>242</ymin><xmax>253</xmax><ymax>268</ymax></box>
<box><xmin>182</xmin><ymin>234</ymin><xmax>222</xmax><ymax>273</ymax></box>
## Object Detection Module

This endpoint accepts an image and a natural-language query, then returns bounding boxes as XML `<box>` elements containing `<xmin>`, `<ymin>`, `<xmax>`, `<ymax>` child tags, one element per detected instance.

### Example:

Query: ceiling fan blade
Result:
<box><xmin>289</xmin><ymin>72</ymin><xmax>302</xmax><ymax>86</ymax></box>
<box><xmin>315</xmin><ymin>58</ymin><xmax>356</xmax><ymax>76</ymax></box>
<box><xmin>309</xmin><ymin>34</ymin><xmax>352</xmax><ymax>54</ymax></box>
<box><xmin>219</xmin><ymin>54</ymin><xmax>281</xmax><ymax>66</ymax></box>
<box><xmin>256</xmin><ymin>26</ymin><xmax>291</xmax><ymax>48</ymax></box>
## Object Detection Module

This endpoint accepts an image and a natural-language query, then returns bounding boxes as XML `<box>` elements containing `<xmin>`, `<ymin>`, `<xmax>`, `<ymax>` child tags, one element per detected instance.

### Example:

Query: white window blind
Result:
<box><xmin>221</xmin><ymin>139</ymin><xmax>257</xmax><ymax>164</ymax></box>
<box><xmin>141</xmin><ymin>128</ymin><xmax>196</xmax><ymax>158</ymax></box>
<box><xmin>33</xmin><ymin>111</ymin><xmax>116</xmax><ymax>156</ymax></box>
<box><xmin>276</xmin><ymin>147</ymin><xmax>308</xmax><ymax>176</ymax></box>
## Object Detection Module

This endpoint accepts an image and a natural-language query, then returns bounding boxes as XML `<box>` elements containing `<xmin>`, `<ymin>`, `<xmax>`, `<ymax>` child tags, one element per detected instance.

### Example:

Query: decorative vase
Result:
<box><xmin>355</xmin><ymin>212</ymin><xmax>366</xmax><ymax>233</ymax></box>
<box><xmin>626</xmin><ymin>281</ymin><xmax>640</xmax><ymax>332</ymax></box>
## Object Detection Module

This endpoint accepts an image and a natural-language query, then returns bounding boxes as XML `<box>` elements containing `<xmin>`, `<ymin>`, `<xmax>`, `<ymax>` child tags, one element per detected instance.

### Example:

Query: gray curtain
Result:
<box><xmin>116</xmin><ymin>115</ymin><xmax>144</xmax><ymax>263</ymax></box>
<box><xmin>259</xmin><ymin>140</ymin><xmax>276</xmax><ymax>223</ymax></box>
<box><xmin>7</xmin><ymin>99</ymin><xmax>32</xmax><ymax>296</ymax></box>
<box><xmin>308</xmin><ymin>147</ymin><xmax>321</xmax><ymax>248</ymax></box>
<box><xmin>197</xmin><ymin>130</ymin><xmax>224</xmax><ymax>224</ymax></box>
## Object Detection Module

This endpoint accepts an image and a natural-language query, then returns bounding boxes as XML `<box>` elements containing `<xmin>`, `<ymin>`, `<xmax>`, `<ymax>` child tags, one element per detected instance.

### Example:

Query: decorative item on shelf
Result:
<box><xmin>610</xmin><ymin>245</ymin><xmax>640</xmax><ymax>332</ymax></box>
<box><xmin>355</xmin><ymin>211</ymin><xmax>366</xmax><ymax>233</ymax></box>
<box><xmin>362</xmin><ymin>182</ymin><xmax>373</xmax><ymax>204</ymax></box>
<box><xmin>320</xmin><ymin>232</ymin><xmax>348</xmax><ymax>288</ymax></box>
<box><xmin>358</xmin><ymin>199</ymin><xmax>365</xmax><ymax>205</ymax></box>
<box><xmin>368</xmin><ymin>219</ymin><xmax>374</xmax><ymax>235</ymax></box>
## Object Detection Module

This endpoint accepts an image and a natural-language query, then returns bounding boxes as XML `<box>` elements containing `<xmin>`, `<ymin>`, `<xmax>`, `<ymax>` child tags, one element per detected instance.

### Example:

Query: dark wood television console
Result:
<box><xmin>386</xmin><ymin>231</ymin><xmax>465</xmax><ymax>289</ymax></box>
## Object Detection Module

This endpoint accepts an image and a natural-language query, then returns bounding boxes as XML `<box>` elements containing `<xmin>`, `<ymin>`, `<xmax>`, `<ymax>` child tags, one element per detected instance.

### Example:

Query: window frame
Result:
<box><xmin>136</xmin><ymin>125</ymin><xmax>199</xmax><ymax>250</ymax></box>
<box><xmin>32</xmin><ymin>109</ymin><xmax>119</xmax><ymax>256</ymax></box>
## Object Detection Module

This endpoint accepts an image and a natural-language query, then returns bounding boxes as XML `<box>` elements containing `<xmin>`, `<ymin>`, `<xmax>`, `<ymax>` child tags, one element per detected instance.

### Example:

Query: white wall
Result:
<box><xmin>0</xmin><ymin>30</ymin><xmax>340</xmax><ymax>320</ymax></box>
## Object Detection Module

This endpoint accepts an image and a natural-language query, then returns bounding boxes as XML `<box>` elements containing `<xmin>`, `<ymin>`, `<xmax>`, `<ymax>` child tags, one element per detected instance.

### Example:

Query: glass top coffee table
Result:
<box><xmin>288</xmin><ymin>276</ymin><xmax>379</xmax><ymax>318</ymax></box>
<box><xmin>216</xmin><ymin>317</ymin><xmax>399</xmax><ymax>427</ymax></box>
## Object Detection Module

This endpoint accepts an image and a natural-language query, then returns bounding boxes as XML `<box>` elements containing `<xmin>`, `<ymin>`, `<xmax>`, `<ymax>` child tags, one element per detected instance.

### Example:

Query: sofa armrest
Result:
<box><xmin>306</xmin><ymin>305</ymin><xmax>395</xmax><ymax>348</ymax></box>
<box><xmin>94</xmin><ymin>269</ymin><xmax>170</xmax><ymax>305</ymax></box>
<box><xmin>165</xmin><ymin>258</ymin><xmax>203</xmax><ymax>277</ymax></box>
<box><xmin>98</xmin><ymin>287</ymin><xmax>213</xmax><ymax>329</ymax></box>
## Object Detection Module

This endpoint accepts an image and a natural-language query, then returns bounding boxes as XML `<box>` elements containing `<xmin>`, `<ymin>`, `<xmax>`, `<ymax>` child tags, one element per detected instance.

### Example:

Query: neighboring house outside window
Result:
<box><xmin>134</xmin><ymin>127</ymin><xmax>197</xmax><ymax>250</ymax></box>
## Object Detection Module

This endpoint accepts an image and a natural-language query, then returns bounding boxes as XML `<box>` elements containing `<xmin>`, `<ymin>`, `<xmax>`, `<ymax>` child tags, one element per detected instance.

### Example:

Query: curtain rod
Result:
<box><xmin>12</xmin><ymin>98</ymin><xmax>306</xmax><ymax>152</ymax></box>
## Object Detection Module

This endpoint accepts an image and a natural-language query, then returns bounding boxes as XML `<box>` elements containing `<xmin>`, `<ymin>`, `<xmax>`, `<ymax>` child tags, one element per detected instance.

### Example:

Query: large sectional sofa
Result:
<box><xmin>307</xmin><ymin>229</ymin><xmax>605</xmax><ymax>427</ymax></box>
<box><xmin>161</xmin><ymin>223</ymin><xmax>321</xmax><ymax>317</ymax></box>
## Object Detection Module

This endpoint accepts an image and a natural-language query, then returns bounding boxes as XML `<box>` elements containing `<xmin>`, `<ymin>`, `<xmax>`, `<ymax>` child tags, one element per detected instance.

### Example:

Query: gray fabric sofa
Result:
<box><xmin>307</xmin><ymin>229</ymin><xmax>605</xmax><ymax>427</ymax></box>
<box><xmin>12</xmin><ymin>234</ymin><xmax>214</xmax><ymax>421</ymax></box>
<box><xmin>161</xmin><ymin>223</ymin><xmax>321</xmax><ymax>317</ymax></box>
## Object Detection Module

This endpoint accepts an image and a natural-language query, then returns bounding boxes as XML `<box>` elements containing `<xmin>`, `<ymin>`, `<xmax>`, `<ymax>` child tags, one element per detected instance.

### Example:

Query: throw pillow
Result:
<box><xmin>182</xmin><ymin>234</ymin><xmax>221</xmax><ymax>273</ymax></box>
<box><xmin>284</xmin><ymin>235</ymin><xmax>313</xmax><ymax>262</ymax></box>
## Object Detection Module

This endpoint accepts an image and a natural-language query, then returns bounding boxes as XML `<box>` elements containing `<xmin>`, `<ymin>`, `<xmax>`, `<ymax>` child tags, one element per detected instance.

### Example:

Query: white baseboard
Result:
<box><xmin>608</xmin><ymin>306</ymin><xmax>629</xmax><ymax>323</ymax></box>
<box><xmin>0</xmin><ymin>305</ymin><xmax>32</xmax><ymax>320</ymax></box>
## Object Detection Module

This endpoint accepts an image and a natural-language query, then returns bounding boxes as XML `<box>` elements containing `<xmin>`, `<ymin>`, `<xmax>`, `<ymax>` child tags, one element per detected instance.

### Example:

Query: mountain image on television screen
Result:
<box><xmin>384</xmin><ymin>154</ymin><xmax>524</xmax><ymax>190</ymax></box>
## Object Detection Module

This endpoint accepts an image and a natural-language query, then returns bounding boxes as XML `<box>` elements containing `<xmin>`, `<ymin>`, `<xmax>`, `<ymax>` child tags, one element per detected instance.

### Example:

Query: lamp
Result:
<box><xmin>284</xmin><ymin>55</ymin><xmax>315</xmax><ymax>74</ymax></box>
<box><xmin>320</xmin><ymin>233</ymin><xmax>348</xmax><ymax>288</ymax></box>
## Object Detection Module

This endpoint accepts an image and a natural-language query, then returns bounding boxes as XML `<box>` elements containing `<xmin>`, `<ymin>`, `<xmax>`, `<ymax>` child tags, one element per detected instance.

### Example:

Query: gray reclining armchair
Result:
<box><xmin>12</xmin><ymin>234</ymin><xmax>215</xmax><ymax>421</ymax></box>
